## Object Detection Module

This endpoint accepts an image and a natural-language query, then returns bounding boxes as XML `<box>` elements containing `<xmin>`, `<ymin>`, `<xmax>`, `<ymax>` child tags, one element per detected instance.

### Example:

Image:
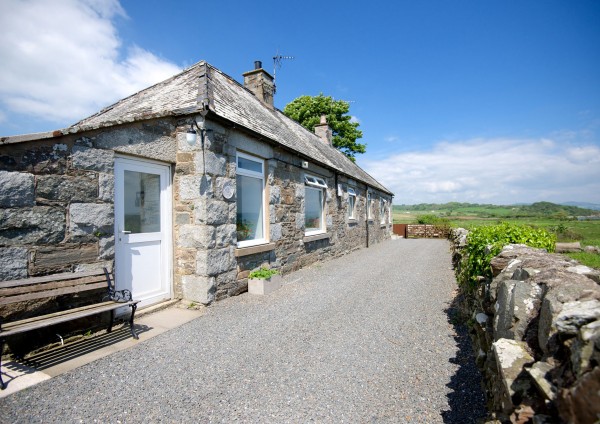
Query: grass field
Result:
<box><xmin>393</xmin><ymin>205</ymin><xmax>600</xmax><ymax>268</ymax></box>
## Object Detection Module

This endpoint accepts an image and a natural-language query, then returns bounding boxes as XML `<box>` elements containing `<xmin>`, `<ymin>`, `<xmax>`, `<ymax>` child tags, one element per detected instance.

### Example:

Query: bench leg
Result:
<box><xmin>0</xmin><ymin>338</ymin><xmax>5</xmax><ymax>390</ymax></box>
<box><xmin>107</xmin><ymin>309</ymin><xmax>115</xmax><ymax>334</ymax></box>
<box><xmin>129</xmin><ymin>303</ymin><xmax>139</xmax><ymax>340</ymax></box>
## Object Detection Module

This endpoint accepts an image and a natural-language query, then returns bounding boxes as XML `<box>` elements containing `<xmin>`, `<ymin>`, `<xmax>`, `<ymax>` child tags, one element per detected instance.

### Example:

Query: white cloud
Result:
<box><xmin>350</xmin><ymin>115</ymin><xmax>360</xmax><ymax>124</ymax></box>
<box><xmin>362</xmin><ymin>138</ymin><xmax>600</xmax><ymax>205</ymax></box>
<box><xmin>384</xmin><ymin>135</ymin><xmax>400</xmax><ymax>143</ymax></box>
<box><xmin>0</xmin><ymin>0</ymin><xmax>180</xmax><ymax>130</ymax></box>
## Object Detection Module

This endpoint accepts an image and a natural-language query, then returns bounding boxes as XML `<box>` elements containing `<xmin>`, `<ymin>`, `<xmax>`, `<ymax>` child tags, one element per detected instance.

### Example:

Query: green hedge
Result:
<box><xmin>458</xmin><ymin>222</ymin><xmax>556</xmax><ymax>292</ymax></box>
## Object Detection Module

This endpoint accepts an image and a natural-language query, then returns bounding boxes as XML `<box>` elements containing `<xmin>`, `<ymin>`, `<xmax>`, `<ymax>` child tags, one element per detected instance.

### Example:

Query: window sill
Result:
<box><xmin>348</xmin><ymin>218</ymin><xmax>358</xmax><ymax>224</ymax></box>
<box><xmin>380</xmin><ymin>223</ymin><xmax>387</xmax><ymax>228</ymax></box>
<box><xmin>235</xmin><ymin>242</ymin><xmax>276</xmax><ymax>257</ymax></box>
<box><xmin>303</xmin><ymin>232</ymin><xmax>331</xmax><ymax>243</ymax></box>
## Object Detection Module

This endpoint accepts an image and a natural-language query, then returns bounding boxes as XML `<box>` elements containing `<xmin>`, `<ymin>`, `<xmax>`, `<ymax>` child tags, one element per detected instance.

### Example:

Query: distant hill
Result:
<box><xmin>561</xmin><ymin>202</ymin><xmax>600</xmax><ymax>211</ymax></box>
<box><xmin>394</xmin><ymin>201</ymin><xmax>599</xmax><ymax>218</ymax></box>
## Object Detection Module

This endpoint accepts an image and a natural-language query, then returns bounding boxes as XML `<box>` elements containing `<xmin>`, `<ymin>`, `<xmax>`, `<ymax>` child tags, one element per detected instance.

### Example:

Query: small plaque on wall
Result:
<box><xmin>222</xmin><ymin>181</ymin><xmax>234</xmax><ymax>200</ymax></box>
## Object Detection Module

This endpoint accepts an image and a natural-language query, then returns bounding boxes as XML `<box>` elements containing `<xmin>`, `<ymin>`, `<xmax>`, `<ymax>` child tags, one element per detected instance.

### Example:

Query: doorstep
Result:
<box><xmin>0</xmin><ymin>301</ymin><xmax>204</xmax><ymax>398</ymax></box>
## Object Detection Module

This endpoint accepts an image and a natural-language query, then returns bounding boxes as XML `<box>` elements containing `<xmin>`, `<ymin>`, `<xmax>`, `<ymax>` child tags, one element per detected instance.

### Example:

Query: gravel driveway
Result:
<box><xmin>1</xmin><ymin>238</ymin><xmax>486</xmax><ymax>423</ymax></box>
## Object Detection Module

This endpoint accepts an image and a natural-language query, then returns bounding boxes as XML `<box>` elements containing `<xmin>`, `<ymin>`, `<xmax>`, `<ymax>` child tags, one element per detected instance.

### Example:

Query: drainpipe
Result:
<box><xmin>365</xmin><ymin>191</ymin><xmax>369</xmax><ymax>248</ymax></box>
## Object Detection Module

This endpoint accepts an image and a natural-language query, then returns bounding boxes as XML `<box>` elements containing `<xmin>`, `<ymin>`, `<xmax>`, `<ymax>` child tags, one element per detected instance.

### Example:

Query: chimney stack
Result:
<box><xmin>314</xmin><ymin>114</ymin><xmax>333</xmax><ymax>146</ymax></box>
<box><xmin>243</xmin><ymin>60</ymin><xmax>275</xmax><ymax>108</ymax></box>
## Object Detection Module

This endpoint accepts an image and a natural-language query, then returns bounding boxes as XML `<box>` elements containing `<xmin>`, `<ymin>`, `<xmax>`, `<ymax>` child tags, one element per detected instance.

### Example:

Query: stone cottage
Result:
<box><xmin>0</xmin><ymin>60</ymin><xmax>393</xmax><ymax>309</ymax></box>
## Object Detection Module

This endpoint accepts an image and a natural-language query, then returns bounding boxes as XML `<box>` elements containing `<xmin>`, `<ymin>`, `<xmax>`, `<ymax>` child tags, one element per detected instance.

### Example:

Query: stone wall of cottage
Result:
<box><xmin>0</xmin><ymin>119</ymin><xmax>177</xmax><ymax>283</ymax></box>
<box><xmin>174</xmin><ymin>119</ymin><xmax>393</xmax><ymax>304</ymax></box>
<box><xmin>1</xmin><ymin>116</ymin><xmax>392</xmax><ymax>309</ymax></box>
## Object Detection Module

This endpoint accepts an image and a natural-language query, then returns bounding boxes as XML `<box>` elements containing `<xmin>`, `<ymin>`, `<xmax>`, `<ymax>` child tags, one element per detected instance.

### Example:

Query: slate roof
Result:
<box><xmin>8</xmin><ymin>61</ymin><xmax>392</xmax><ymax>195</ymax></box>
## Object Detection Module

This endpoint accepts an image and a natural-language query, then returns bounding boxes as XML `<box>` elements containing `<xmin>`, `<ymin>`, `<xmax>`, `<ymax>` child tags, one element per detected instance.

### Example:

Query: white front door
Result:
<box><xmin>114</xmin><ymin>157</ymin><xmax>172</xmax><ymax>308</ymax></box>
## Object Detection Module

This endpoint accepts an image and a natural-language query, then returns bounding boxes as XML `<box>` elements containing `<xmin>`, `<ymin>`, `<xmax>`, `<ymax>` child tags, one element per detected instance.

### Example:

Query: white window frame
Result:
<box><xmin>380</xmin><ymin>198</ymin><xmax>386</xmax><ymax>224</ymax></box>
<box><xmin>304</xmin><ymin>175</ymin><xmax>327</xmax><ymax>189</ymax></box>
<box><xmin>236</xmin><ymin>151</ymin><xmax>266</xmax><ymax>248</ymax></box>
<box><xmin>304</xmin><ymin>174</ymin><xmax>327</xmax><ymax>236</ymax></box>
<box><xmin>367</xmin><ymin>191</ymin><xmax>372</xmax><ymax>220</ymax></box>
<box><xmin>347</xmin><ymin>187</ymin><xmax>356</xmax><ymax>219</ymax></box>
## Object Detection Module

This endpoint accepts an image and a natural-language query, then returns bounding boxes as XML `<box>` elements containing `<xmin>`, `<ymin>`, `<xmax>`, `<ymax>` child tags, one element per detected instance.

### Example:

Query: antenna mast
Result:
<box><xmin>273</xmin><ymin>50</ymin><xmax>294</xmax><ymax>93</ymax></box>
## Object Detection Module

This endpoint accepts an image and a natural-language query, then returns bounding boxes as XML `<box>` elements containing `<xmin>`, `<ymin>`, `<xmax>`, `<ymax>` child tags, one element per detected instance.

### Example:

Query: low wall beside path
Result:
<box><xmin>393</xmin><ymin>224</ymin><xmax>450</xmax><ymax>239</ymax></box>
<box><xmin>450</xmin><ymin>228</ymin><xmax>600</xmax><ymax>424</ymax></box>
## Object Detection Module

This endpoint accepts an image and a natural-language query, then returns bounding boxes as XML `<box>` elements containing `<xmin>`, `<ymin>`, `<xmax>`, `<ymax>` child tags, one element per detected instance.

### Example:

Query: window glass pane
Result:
<box><xmin>348</xmin><ymin>195</ymin><xmax>355</xmax><ymax>218</ymax></box>
<box><xmin>124</xmin><ymin>170</ymin><xmax>161</xmax><ymax>233</ymax></box>
<box><xmin>305</xmin><ymin>188</ymin><xmax>323</xmax><ymax>232</ymax></box>
<box><xmin>236</xmin><ymin>174</ymin><xmax>263</xmax><ymax>242</ymax></box>
<box><xmin>238</xmin><ymin>156</ymin><xmax>262</xmax><ymax>173</ymax></box>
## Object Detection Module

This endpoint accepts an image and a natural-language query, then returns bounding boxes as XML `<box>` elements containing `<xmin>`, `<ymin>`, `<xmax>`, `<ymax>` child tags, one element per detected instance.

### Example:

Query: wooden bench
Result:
<box><xmin>0</xmin><ymin>268</ymin><xmax>139</xmax><ymax>390</ymax></box>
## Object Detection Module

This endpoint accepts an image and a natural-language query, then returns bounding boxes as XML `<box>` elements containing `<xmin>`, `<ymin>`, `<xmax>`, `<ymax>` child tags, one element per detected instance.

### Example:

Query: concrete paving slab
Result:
<box><xmin>0</xmin><ymin>305</ymin><xmax>204</xmax><ymax>397</ymax></box>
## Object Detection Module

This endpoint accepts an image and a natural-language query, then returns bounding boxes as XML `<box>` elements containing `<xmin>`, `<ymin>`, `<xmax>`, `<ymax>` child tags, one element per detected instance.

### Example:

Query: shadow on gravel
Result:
<box><xmin>441</xmin><ymin>294</ymin><xmax>488</xmax><ymax>424</ymax></box>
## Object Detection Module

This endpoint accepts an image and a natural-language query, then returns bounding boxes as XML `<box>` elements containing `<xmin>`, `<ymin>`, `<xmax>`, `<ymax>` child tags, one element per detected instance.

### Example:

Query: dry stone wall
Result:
<box><xmin>450</xmin><ymin>229</ymin><xmax>600</xmax><ymax>423</ymax></box>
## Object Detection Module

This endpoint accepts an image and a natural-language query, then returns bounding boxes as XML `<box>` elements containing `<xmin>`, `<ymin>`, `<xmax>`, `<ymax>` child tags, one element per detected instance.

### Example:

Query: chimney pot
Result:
<box><xmin>254</xmin><ymin>60</ymin><xmax>262</xmax><ymax>70</ymax></box>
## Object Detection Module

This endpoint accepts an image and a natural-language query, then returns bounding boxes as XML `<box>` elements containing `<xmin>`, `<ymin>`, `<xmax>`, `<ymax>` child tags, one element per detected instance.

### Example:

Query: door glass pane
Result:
<box><xmin>305</xmin><ymin>187</ymin><xmax>323</xmax><ymax>232</ymax></box>
<box><xmin>124</xmin><ymin>170</ymin><xmax>161</xmax><ymax>233</ymax></box>
<box><xmin>236</xmin><ymin>174</ymin><xmax>263</xmax><ymax>242</ymax></box>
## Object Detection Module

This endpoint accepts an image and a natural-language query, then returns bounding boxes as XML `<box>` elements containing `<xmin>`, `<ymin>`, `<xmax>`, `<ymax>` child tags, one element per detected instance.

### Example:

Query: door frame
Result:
<box><xmin>113</xmin><ymin>155</ymin><xmax>173</xmax><ymax>307</ymax></box>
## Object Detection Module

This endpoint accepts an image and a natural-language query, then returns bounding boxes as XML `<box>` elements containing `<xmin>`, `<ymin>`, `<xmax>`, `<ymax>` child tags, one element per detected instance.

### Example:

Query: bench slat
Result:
<box><xmin>0</xmin><ymin>270</ymin><xmax>108</xmax><ymax>289</ymax></box>
<box><xmin>0</xmin><ymin>282</ymin><xmax>107</xmax><ymax>306</ymax></box>
<box><xmin>2</xmin><ymin>301</ymin><xmax>118</xmax><ymax>329</ymax></box>
<box><xmin>1</xmin><ymin>300</ymin><xmax>138</xmax><ymax>337</ymax></box>
<box><xmin>0</xmin><ymin>275</ymin><xmax>107</xmax><ymax>297</ymax></box>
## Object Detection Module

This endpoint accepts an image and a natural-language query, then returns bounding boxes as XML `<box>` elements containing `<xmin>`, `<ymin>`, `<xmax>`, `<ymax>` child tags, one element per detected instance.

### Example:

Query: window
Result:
<box><xmin>347</xmin><ymin>187</ymin><xmax>356</xmax><ymax>219</ymax></box>
<box><xmin>305</xmin><ymin>175</ymin><xmax>327</xmax><ymax>235</ymax></box>
<box><xmin>236</xmin><ymin>152</ymin><xmax>265</xmax><ymax>247</ymax></box>
<box><xmin>380</xmin><ymin>198</ymin><xmax>386</xmax><ymax>224</ymax></box>
<box><xmin>367</xmin><ymin>191</ymin><xmax>372</xmax><ymax>220</ymax></box>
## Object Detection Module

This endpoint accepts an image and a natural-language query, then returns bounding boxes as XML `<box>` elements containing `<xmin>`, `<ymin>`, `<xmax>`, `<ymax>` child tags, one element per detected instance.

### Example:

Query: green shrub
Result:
<box><xmin>458</xmin><ymin>222</ymin><xmax>556</xmax><ymax>292</ymax></box>
<box><xmin>416</xmin><ymin>214</ymin><xmax>450</xmax><ymax>225</ymax></box>
<box><xmin>248</xmin><ymin>267</ymin><xmax>279</xmax><ymax>280</ymax></box>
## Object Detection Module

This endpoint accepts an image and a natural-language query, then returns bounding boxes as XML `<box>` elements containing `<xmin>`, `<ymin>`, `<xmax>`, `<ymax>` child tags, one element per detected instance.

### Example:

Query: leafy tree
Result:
<box><xmin>283</xmin><ymin>94</ymin><xmax>366</xmax><ymax>161</ymax></box>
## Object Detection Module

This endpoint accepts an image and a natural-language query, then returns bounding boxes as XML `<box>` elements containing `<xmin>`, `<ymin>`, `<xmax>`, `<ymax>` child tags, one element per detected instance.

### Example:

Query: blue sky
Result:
<box><xmin>1</xmin><ymin>0</ymin><xmax>599</xmax><ymax>205</ymax></box>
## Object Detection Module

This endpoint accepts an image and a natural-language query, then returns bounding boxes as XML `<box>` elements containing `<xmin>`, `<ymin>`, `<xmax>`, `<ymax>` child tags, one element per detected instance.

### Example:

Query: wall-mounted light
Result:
<box><xmin>186</xmin><ymin>115</ymin><xmax>208</xmax><ymax>146</ymax></box>
<box><xmin>185</xmin><ymin>115</ymin><xmax>213</xmax><ymax>175</ymax></box>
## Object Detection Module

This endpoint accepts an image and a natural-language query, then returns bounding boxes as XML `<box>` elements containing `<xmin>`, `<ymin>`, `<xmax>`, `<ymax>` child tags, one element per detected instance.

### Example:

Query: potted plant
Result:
<box><xmin>236</xmin><ymin>219</ymin><xmax>252</xmax><ymax>241</ymax></box>
<box><xmin>247</xmin><ymin>266</ymin><xmax>282</xmax><ymax>295</ymax></box>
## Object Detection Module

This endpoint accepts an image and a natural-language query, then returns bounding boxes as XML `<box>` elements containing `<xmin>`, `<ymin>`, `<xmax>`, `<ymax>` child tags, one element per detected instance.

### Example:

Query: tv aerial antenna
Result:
<box><xmin>273</xmin><ymin>50</ymin><xmax>294</xmax><ymax>93</ymax></box>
